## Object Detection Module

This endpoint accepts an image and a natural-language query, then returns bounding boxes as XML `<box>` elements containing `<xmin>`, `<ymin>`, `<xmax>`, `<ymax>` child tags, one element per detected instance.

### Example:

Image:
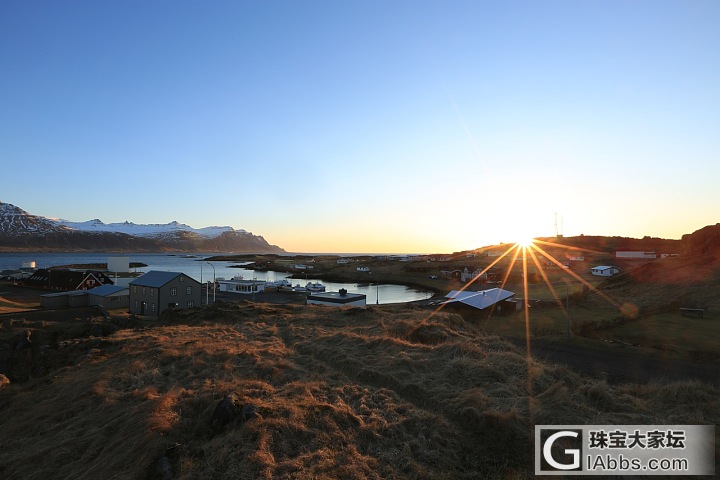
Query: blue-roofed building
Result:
<box><xmin>87</xmin><ymin>284</ymin><xmax>130</xmax><ymax>310</ymax></box>
<box><xmin>129</xmin><ymin>271</ymin><xmax>201</xmax><ymax>316</ymax></box>
<box><xmin>440</xmin><ymin>287</ymin><xmax>518</xmax><ymax>316</ymax></box>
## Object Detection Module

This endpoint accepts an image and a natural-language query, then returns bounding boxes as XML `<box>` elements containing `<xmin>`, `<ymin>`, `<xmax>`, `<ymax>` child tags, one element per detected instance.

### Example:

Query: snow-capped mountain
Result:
<box><xmin>0</xmin><ymin>201</ymin><xmax>284</xmax><ymax>253</ymax></box>
<box><xmin>0</xmin><ymin>202</ymin><xmax>70</xmax><ymax>237</ymax></box>
<box><xmin>55</xmin><ymin>218</ymin><xmax>245</xmax><ymax>238</ymax></box>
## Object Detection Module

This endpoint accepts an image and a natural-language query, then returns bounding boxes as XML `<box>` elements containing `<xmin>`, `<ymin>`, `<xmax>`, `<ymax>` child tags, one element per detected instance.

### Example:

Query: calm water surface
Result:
<box><xmin>0</xmin><ymin>252</ymin><xmax>432</xmax><ymax>304</ymax></box>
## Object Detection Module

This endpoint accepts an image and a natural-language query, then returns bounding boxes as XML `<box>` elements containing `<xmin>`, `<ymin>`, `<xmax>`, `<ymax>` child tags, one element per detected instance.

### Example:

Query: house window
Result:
<box><xmin>151</xmin><ymin>303</ymin><xmax>156</xmax><ymax>312</ymax></box>
<box><xmin>186</xmin><ymin>286</ymin><xmax>192</xmax><ymax>295</ymax></box>
<box><xmin>132</xmin><ymin>285</ymin><xmax>137</xmax><ymax>294</ymax></box>
<box><xmin>134</xmin><ymin>300</ymin><xmax>138</xmax><ymax>309</ymax></box>
<box><xmin>142</xmin><ymin>287</ymin><xmax>146</xmax><ymax>295</ymax></box>
<box><xmin>170</xmin><ymin>287</ymin><xmax>177</xmax><ymax>296</ymax></box>
<box><xmin>179</xmin><ymin>276</ymin><xmax>184</xmax><ymax>282</ymax></box>
<box><xmin>150</xmin><ymin>288</ymin><xmax>154</xmax><ymax>297</ymax></box>
<box><xmin>187</xmin><ymin>300</ymin><xmax>194</xmax><ymax>307</ymax></box>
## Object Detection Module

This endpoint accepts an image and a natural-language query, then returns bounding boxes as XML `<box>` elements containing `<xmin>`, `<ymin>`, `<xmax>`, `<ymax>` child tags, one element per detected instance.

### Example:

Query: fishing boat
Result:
<box><xmin>265</xmin><ymin>279</ymin><xmax>292</xmax><ymax>291</ymax></box>
<box><xmin>305</xmin><ymin>281</ymin><xmax>326</xmax><ymax>292</ymax></box>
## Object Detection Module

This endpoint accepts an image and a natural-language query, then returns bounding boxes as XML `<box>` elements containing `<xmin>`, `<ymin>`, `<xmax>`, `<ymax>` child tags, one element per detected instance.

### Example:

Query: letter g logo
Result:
<box><xmin>543</xmin><ymin>431</ymin><xmax>580</xmax><ymax>470</ymax></box>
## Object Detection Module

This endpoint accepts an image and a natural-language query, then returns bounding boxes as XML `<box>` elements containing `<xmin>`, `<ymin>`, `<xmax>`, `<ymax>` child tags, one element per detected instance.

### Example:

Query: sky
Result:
<box><xmin>1</xmin><ymin>1</ymin><xmax>719</xmax><ymax>254</ymax></box>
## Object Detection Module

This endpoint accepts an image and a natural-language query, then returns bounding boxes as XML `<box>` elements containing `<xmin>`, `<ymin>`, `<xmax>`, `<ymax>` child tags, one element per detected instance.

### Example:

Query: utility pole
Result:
<box><xmin>207</xmin><ymin>262</ymin><xmax>216</xmax><ymax>303</ymax></box>
<box><xmin>566</xmin><ymin>283</ymin><xmax>571</xmax><ymax>338</ymax></box>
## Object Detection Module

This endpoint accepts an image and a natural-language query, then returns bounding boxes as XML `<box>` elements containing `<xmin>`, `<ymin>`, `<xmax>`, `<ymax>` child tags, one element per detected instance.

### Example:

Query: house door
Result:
<box><xmin>140</xmin><ymin>301</ymin><xmax>146</xmax><ymax>315</ymax></box>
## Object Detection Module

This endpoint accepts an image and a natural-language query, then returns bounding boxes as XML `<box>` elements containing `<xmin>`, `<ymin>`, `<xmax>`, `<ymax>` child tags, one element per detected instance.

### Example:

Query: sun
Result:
<box><xmin>517</xmin><ymin>236</ymin><xmax>535</xmax><ymax>248</ymax></box>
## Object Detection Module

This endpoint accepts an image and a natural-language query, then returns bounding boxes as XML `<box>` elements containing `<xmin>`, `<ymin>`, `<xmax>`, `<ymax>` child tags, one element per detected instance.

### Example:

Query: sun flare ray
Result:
<box><xmin>530</xmin><ymin>242</ymin><xmax>621</xmax><ymax>309</ymax></box>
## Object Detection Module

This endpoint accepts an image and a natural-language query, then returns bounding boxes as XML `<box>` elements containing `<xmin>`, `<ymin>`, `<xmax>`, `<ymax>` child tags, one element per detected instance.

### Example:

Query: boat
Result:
<box><xmin>305</xmin><ymin>281</ymin><xmax>326</xmax><ymax>292</ymax></box>
<box><xmin>265</xmin><ymin>279</ymin><xmax>292</xmax><ymax>291</ymax></box>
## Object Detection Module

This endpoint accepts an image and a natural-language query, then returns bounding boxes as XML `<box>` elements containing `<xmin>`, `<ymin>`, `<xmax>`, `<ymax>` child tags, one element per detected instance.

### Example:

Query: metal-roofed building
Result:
<box><xmin>441</xmin><ymin>288</ymin><xmax>516</xmax><ymax>314</ymax></box>
<box><xmin>590</xmin><ymin>266</ymin><xmax>620</xmax><ymax>277</ymax></box>
<box><xmin>307</xmin><ymin>290</ymin><xmax>367</xmax><ymax>307</ymax></box>
<box><xmin>129</xmin><ymin>271</ymin><xmax>201</xmax><ymax>316</ymax></box>
<box><xmin>87</xmin><ymin>285</ymin><xmax>130</xmax><ymax>310</ymax></box>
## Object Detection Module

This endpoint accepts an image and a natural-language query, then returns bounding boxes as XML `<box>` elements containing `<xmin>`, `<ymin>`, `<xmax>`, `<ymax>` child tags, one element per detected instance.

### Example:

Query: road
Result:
<box><xmin>513</xmin><ymin>337</ymin><xmax>719</xmax><ymax>386</ymax></box>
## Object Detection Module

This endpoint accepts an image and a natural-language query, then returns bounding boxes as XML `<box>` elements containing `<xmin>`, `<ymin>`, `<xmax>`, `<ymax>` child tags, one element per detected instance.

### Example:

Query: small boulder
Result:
<box><xmin>0</xmin><ymin>373</ymin><xmax>10</xmax><ymax>390</ymax></box>
<box><xmin>16</xmin><ymin>330</ymin><xmax>32</xmax><ymax>350</ymax></box>
<box><xmin>209</xmin><ymin>393</ymin><xmax>242</xmax><ymax>433</ymax></box>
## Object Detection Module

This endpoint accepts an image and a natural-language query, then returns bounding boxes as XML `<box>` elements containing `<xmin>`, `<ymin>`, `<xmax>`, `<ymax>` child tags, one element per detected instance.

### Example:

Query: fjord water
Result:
<box><xmin>0</xmin><ymin>252</ymin><xmax>432</xmax><ymax>304</ymax></box>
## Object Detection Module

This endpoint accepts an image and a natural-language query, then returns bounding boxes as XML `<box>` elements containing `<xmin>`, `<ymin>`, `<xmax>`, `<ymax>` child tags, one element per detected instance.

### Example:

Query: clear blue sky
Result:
<box><xmin>1</xmin><ymin>1</ymin><xmax>718</xmax><ymax>253</ymax></box>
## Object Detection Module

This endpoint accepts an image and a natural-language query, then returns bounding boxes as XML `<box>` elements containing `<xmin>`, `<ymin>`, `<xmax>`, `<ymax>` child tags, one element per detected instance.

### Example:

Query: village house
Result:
<box><xmin>440</xmin><ymin>267</ymin><xmax>462</xmax><ymax>280</ymax></box>
<box><xmin>129</xmin><ymin>271</ymin><xmax>201</xmax><ymax>316</ymax></box>
<box><xmin>440</xmin><ymin>288</ymin><xmax>518</xmax><ymax>316</ymax></box>
<box><xmin>307</xmin><ymin>289</ymin><xmax>367</xmax><ymax>307</ymax></box>
<box><xmin>217</xmin><ymin>278</ymin><xmax>266</xmax><ymax>294</ymax></box>
<box><xmin>293</xmin><ymin>264</ymin><xmax>314</xmax><ymax>270</ymax></box>
<box><xmin>357</xmin><ymin>266</ymin><xmax>370</xmax><ymax>272</ymax></box>
<box><xmin>590</xmin><ymin>266</ymin><xmax>620</xmax><ymax>277</ymax></box>
<box><xmin>615</xmin><ymin>251</ymin><xmax>657</xmax><ymax>259</ymax></box>
<box><xmin>25</xmin><ymin>269</ymin><xmax>114</xmax><ymax>291</ymax></box>
<box><xmin>86</xmin><ymin>284</ymin><xmax>130</xmax><ymax>310</ymax></box>
<box><xmin>460</xmin><ymin>267</ymin><xmax>486</xmax><ymax>283</ymax></box>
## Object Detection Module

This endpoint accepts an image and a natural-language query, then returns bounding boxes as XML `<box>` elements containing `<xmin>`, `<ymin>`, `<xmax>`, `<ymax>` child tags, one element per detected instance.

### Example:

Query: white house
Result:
<box><xmin>357</xmin><ymin>266</ymin><xmax>370</xmax><ymax>272</ymax></box>
<box><xmin>217</xmin><ymin>278</ymin><xmax>266</xmax><ymax>294</ymax></box>
<box><xmin>336</xmin><ymin>258</ymin><xmax>351</xmax><ymax>264</ymax></box>
<box><xmin>460</xmin><ymin>267</ymin><xmax>486</xmax><ymax>283</ymax></box>
<box><xmin>591</xmin><ymin>266</ymin><xmax>620</xmax><ymax>277</ymax></box>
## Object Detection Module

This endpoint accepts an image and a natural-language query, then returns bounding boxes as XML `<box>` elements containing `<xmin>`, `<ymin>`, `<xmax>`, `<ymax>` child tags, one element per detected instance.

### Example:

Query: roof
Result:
<box><xmin>441</xmin><ymin>288</ymin><xmax>515</xmax><ymax>310</ymax></box>
<box><xmin>307</xmin><ymin>291</ymin><xmax>366</xmax><ymax>304</ymax></box>
<box><xmin>129</xmin><ymin>271</ymin><xmax>195</xmax><ymax>288</ymax></box>
<box><xmin>86</xmin><ymin>285</ymin><xmax>129</xmax><ymax>297</ymax></box>
<box><xmin>40</xmin><ymin>290</ymin><xmax>87</xmax><ymax>298</ymax></box>
<box><xmin>218</xmin><ymin>279</ymin><xmax>265</xmax><ymax>285</ymax></box>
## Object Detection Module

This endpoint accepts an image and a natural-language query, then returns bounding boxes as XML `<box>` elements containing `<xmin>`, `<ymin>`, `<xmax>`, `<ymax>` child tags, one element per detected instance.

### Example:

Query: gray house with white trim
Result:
<box><xmin>129</xmin><ymin>271</ymin><xmax>201</xmax><ymax>316</ymax></box>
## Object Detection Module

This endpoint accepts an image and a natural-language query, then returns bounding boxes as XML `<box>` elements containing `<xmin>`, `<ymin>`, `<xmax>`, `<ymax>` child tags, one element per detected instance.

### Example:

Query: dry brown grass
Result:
<box><xmin>0</xmin><ymin>301</ymin><xmax>718</xmax><ymax>479</ymax></box>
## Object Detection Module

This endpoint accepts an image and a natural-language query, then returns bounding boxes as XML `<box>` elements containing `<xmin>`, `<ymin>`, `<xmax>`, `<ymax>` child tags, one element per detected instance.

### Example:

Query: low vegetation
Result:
<box><xmin>1</xmin><ymin>302</ymin><xmax>717</xmax><ymax>479</ymax></box>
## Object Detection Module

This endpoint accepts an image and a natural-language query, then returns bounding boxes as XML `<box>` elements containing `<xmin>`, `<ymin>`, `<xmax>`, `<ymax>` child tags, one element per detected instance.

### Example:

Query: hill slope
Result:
<box><xmin>595</xmin><ymin>224</ymin><xmax>720</xmax><ymax>313</ymax></box>
<box><xmin>0</xmin><ymin>303</ymin><xmax>717</xmax><ymax>478</ymax></box>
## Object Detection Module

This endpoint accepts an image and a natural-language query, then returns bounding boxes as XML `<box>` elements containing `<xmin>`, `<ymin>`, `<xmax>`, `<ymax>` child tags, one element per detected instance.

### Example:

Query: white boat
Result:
<box><xmin>305</xmin><ymin>282</ymin><xmax>326</xmax><ymax>292</ymax></box>
<box><xmin>265</xmin><ymin>279</ymin><xmax>292</xmax><ymax>291</ymax></box>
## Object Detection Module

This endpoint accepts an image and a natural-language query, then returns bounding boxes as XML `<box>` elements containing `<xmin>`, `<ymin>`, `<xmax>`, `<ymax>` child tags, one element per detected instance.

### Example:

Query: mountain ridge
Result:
<box><xmin>0</xmin><ymin>201</ymin><xmax>284</xmax><ymax>253</ymax></box>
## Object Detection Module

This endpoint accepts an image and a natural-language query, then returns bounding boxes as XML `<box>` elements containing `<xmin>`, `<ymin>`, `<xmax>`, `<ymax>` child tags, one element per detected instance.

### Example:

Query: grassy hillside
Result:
<box><xmin>1</xmin><ymin>302</ymin><xmax>717</xmax><ymax>479</ymax></box>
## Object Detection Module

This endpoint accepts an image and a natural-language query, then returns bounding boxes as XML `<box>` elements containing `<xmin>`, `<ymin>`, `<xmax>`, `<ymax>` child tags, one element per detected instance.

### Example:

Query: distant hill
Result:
<box><xmin>592</xmin><ymin>224</ymin><xmax>720</xmax><ymax>313</ymax></box>
<box><xmin>0</xmin><ymin>201</ymin><xmax>285</xmax><ymax>253</ymax></box>
<box><xmin>535</xmin><ymin>234</ymin><xmax>681</xmax><ymax>254</ymax></box>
